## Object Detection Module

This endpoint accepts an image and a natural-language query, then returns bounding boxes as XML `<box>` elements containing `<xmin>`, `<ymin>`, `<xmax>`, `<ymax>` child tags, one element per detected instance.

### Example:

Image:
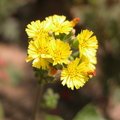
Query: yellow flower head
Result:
<box><xmin>49</xmin><ymin>39</ymin><xmax>72</xmax><ymax>65</ymax></box>
<box><xmin>25</xmin><ymin>15</ymin><xmax>98</xmax><ymax>90</ymax></box>
<box><xmin>45</xmin><ymin>15</ymin><xmax>73</xmax><ymax>35</ymax></box>
<box><xmin>32</xmin><ymin>57</ymin><xmax>50</xmax><ymax>69</ymax></box>
<box><xmin>25</xmin><ymin>20</ymin><xmax>42</xmax><ymax>38</ymax></box>
<box><xmin>61</xmin><ymin>58</ymin><xmax>89</xmax><ymax>90</ymax></box>
<box><xmin>77</xmin><ymin>29</ymin><xmax>98</xmax><ymax>59</ymax></box>
<box><xmin>26</xmin><ymin>37</ymin><xmax>52</xmax><ymax>69</ymax></box>
<box><xmin>25</xmin><ymin>20</ymin><xmax>51</xmax><ymax>39</ymax></box>
<box><xmin>80</xmin><ymin>55</ymin><xmax>96</xmax><ymax>78</ymax></box>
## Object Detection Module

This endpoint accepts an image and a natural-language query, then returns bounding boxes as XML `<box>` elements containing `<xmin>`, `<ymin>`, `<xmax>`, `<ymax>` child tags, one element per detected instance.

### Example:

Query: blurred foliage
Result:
<box><xmin>0</xmin><ymin>0</ymin><xmax>120</xmax><ymax>119</ymax></box>
<box><xmin>0</xmin><ymin>103</ymin><xmax>4</xmax><ymax>119</ymax></box>
<box><xmin>71</xmin><ymin>0</ymin><xmax>120</xmax><ymax>95</ymax></box>
<box><xmin>42</xmin><ymin>88</ymin><xmax>60</xmax><ymax>109</ymax></box>
<box><xmin>73</xmin><ymin>104</ymin><xmax>106</xmax><ymax>120</ymax></box>
<box><xmin>72</xmin><ymin>0</ymin><xmax>120</xmax><ymax>55</ymax></box>
<box><xmin>0</xmin><ymin>0</ymin><xmax>20</xmax><ymax>18</ymax></box>
<box><xmin>45</xmin><ymin>114</ymin><xmax>63</xmax><ymax>120</ymax></box>
<box><xmin>2</xmin><ymin>18</ymin><xmax>20</xmax><ymax>42</ymax></box>
<box><xmin>7</xmin><ymin>63</ymin><xmax>24</xmax><ymax>85</ymax></box>
<box><xmin>0</xmin><ymin>60</ymin><xmax>24</xmax><ymax>86</ymax></box>
<box><xmin>33</xmin><ymin>68</ymin><xmax>54</xmax><ymax>84</ymax></box>
<box><xmin>111</xmin><ymin>87</ymin><xmax>120</xmax><ymax>104</ymax></box>
<box><xmin>0</xmin><ymin>0</ymin><xmax>33</xmax><ymax>41</ymax></box>
<box><xmin>73</xmin><ymin>0</ymin><xmax>106</xmax><ymax>5</ymax></box>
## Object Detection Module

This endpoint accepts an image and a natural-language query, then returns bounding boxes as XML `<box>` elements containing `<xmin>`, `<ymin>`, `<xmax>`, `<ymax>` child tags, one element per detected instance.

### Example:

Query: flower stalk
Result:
<box><xmin>31</xmin><ymin>82</ymin><xmax>44</xmax><ymax>120</ymax></box>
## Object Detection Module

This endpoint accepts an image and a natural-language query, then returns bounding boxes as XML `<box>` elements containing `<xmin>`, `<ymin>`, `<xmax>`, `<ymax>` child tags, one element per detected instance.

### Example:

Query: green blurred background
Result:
<box><xmin>0</xmin><ymin>0</ymin><xmax>120</xmax><ymax>120</ymax></box>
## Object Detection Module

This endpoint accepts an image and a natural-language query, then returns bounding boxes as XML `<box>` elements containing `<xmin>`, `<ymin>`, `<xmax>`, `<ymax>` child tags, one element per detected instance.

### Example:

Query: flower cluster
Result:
<box><xmin>26</xmin><ymin>15</ymin><xmax>98</xmax><ymax>90</ymax></box>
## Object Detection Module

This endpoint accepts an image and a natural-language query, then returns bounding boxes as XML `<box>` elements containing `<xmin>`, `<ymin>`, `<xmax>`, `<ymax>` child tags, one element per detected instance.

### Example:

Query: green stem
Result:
<box><xmin>30</xmin><ymin>83</ymin><xmax>44</xmax><ymax>120</ymax></box>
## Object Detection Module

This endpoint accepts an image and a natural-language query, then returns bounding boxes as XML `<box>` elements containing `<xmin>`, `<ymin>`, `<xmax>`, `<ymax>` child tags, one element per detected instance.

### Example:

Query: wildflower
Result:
<box><xmin>80</xmin><ymin>55</ymin><xmax>96</xmax><ymax>69</ymax></box>
<box><xmin>61</xmin><ymin>58</ymin><xmax>89</xmax><ymax>90</ymax></box>
<box><xmin>31</xmin><ymin>57</ymin><xmax>50</xmax><ymax>69</ymax></box>
<box><xmin>26</xmin><ymin>37</ymin><xmax>52</xmax><ymax>69</ymax></box>
<box><xmin>49</xmin><ymin>39</ymin><xmax>72</xmax><ymax>65</ymax></box>
<box><xmin>25</xmin><ymin>20</ymin><xmax>42</xmax><ymax>38</ymax></box>
<box><xmin>45</xmin><ymin>15</ymin><xmax>73</xmax><ymax>35</ymax></box>
<box><xmin>77</xmin><ymin>29</ymin><xmax>98</xmax><ymax>59</ymax></box>
<box><xmin>25</xmin><ymin>15</ymin><xmax>98</xmax><ymax>90</ymax></box>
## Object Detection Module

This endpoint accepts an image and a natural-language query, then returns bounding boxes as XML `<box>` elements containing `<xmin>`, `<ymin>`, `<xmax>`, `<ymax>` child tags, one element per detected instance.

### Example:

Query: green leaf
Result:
<box><xmin>42</xmin><ymin>88</ymin><xmax>59</xmax><ymax>109</ymax></box>
<box><xmin>33</xmin><ymin>68</ymin><xmax>54</xmax><ymax>83</ymax></box>
<box><xmin>72</xmin><ymin>39</ymin><xmax>79</xmax><ymax>49</ymax></box>
<box><xmin>72</xmin><ymin>51</ymin><xmax>79</xmax><ymax>59</ymax></box>
<box><xmin>73</xmin><ymin>104</ymin><xmax>106</xmax><ymax>120</ymax></box>
<box><xmin>45</xmin><ymin>114</ymin><xmax>63</xmax><ymax>120</ymax></box>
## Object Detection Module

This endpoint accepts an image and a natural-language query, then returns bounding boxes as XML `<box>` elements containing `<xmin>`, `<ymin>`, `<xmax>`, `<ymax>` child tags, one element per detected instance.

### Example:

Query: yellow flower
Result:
<box><xmin>25</xmin><ymin>15</ymin><xmax>76</xmax><ymax>39</ymax></box>
<box><xmin>25</xmin><ymin>20</ymin><xmax>50</xmax><ymax>39</ymax></box>
<box><xmin>45</xmin><ymin>15</ymin><xmax>73</xmax><ymax>35</ymax></box>
<box><xmin>26</xmin><ymin>37</ymin><xmax>52</xmax><ymax>69</ymax></box>
<box><xmin>80</xmin><ymin>55</ymin><xmax>96</xmax><ymax>70</ymax></box>
<box><xmin>25</xmin><ymin>20</ymin><xmax>42</xmax><ymax>38</ymax></box>
<box><xmin>61</xmin><ymin>58</ymin><xmax>89</xmax><ymax>90</ymax></box>
<box><xmin>80</xmin><ymin>55</ymin><xmax>96</xmax><ymax>78</ymax></box>
<box><xmin>77</xmin><ymin>29</ymin><xmax>98</xmax><ymax>59</ymax></box>
<box><xmin>32</xmin><ymin>57</ymin><xmax>50</xmax><ymax>69</ymax></box>
<box><xmin>26</xmin><ymin>35</ymin><xmax>72</xmax><ymax>68</ymax></box>
<box><xmin>49</xmin><ymin>39</ymin><xmax>72</xmax><ymax>65</ymax></box>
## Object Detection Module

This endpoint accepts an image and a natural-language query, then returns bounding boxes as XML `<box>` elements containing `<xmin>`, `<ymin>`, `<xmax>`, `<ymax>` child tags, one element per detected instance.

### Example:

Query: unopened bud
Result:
<box><xmin>87</xmin><ymin>71</ymin><xmax>96</xmax><ymax>78</ymax></box>
<box><xmin>71</xmin><ymin>29</ymin><xmax>76</xmax><ymax>35</ymax></box>
<box><xmin>71</xmin><ymin>36</ymin><xmax>75</xmax><ymax>41</ymax></box>
<box><xmin>71</xmin><ymin>17</ymin><xmax>80</xmax><ymax>27</ymax></box>
<box><xmin>48</xmin><ymin>31</ymin><xmax>53</xmax><ymax>36</ymax></box>
<box><xmin>48</xmin><ymin>67</ymin><xmax>58</xmax><ymax>76</ymax></box>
